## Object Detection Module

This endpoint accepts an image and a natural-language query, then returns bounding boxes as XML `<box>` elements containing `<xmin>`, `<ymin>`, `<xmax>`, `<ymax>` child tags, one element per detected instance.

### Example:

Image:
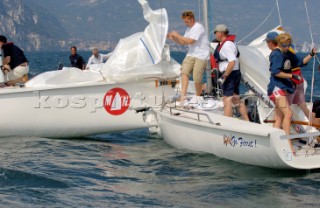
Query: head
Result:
<box><xmin>214</xmin><ymin>24</ymin><xmax>229</xmax><ymax>41</ymax></box>
<box><xmin>70</xmin><ymin>46</ymin><xmax>77</xmax><ymax>55</ymax></box>
<box><xmin>265</xmin><ymin>32</ymin><xmax>278</xmax><ymax>50</ymax></box>
<box><xmin>276</xmin><ymin>33</ymin><xmax>292</xmax><ymax>53</ymax></box>
<box><xmin>181</xmin><ymin>11</ymin><xmax>195</xmax><ymax>27</ymax></box>
<box><xmin>91</xmin><ymin>48</ymin><xmax>99</xmax><ymax>57</ymax></box>
<box><xmin>0</xmin><ymin>35</ymin><xmax>7</xmax><ymax>48</ymax></box>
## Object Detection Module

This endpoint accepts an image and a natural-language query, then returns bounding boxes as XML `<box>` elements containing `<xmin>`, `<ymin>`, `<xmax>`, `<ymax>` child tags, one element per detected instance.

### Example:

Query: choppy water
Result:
<box><xmin>1</xmin><ymin>51</ymin><xmax>320</xmax><ymax>207</ymax></box>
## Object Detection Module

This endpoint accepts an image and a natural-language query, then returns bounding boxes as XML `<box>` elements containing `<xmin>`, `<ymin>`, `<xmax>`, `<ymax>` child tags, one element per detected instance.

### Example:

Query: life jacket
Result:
<box><xmin>213</xmin><ymin>35</ymin><xmax>240</xmax><ymax>63</ymax></box>
<box><xmin>283</xmin><ymin>46</ymin><xmax>304</xmax><ymax>85</ymax></box>
<box><xmin>291</xmin><ymin>67</ymin><xmax>303</xmax><ymax>85</ymax></box>
<box><xmin>289</xmin><ymin>47</ymin><xmax>304</xmax><ymax>85</ymax></box>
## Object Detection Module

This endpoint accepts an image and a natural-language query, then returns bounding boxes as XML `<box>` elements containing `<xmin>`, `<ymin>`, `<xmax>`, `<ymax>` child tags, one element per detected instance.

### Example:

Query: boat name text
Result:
<box><xmin>223</xmin><ymin>135</ymin><xmax>257</xmax><ymax>148</ymax></box>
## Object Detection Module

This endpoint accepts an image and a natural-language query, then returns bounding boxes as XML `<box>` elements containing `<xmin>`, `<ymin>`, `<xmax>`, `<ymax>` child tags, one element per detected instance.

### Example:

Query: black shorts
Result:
<box><xmin>222</xmin><ymin>70</ymin><xmax>241</xmax><ymax>97</ymax></box>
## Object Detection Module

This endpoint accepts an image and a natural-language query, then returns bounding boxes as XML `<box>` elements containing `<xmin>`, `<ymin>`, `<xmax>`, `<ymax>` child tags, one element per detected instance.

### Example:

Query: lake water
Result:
<box><xmin>1</xmin><ymin>51</ymin><xmax>320</xmax><ymax>207</ymax></box>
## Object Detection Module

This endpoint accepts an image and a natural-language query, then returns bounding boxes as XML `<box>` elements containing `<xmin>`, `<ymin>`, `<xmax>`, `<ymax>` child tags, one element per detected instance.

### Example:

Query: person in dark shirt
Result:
<box><xmin>278</xmin><ymin>33</ymin><xmax>317</xmax><ymax>122</ymax></box>
<box><xmin>0</xmin><ymin>35</ymin><xmax>29</xmax><ymax>86</ymax></box>
<box><xmin>69</xmin><ymin>46</ymin><xmax>85</xmax><ymax>70</ymax></box>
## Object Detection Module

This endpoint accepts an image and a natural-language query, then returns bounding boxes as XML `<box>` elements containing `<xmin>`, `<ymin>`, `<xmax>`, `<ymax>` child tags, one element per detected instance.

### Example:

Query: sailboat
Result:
<box><xmin>143</xmin><ymin>0</ymin><xmax>320</xmax><ymax>169</ymax></box>
<box><xmin>0</xmin><ymin>0</ymin><xmax>180</xmax><ymax>138</ymax></box>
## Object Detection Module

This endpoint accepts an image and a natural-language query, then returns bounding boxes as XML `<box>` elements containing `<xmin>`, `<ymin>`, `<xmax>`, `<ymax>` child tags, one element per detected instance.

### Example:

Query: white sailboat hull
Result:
<box><xmin>154</xmin><ymin>108</ymin><xmax>320</xmax><ymax>169</ymax></box>
<box><xmin>0</xmin><ymin>80</ymin><xmax>176</xmax><ymax>138</ymax></box>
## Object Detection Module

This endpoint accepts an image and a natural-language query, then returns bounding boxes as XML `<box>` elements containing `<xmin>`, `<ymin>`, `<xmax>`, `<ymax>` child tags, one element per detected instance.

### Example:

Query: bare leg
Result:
<box><xmin>6</xmin><ymin>74</ymin><xmax>28</xmax><ymax>86</ymax></box>
<box><xmin>238</xmin><ymin>102</ymin><xmax>249</xmax><ymax>121</ymax></box>
<box><xmin>277</xmin><ymin>96</ymin><xmax>292</xmax><ymax>135</ymax></box>
<box><xmin>179</xmin><ymin>73</ymin><xmax>189</xmax><ymax>101</ymax></box>
<box><xmin>194</xmin><ymin>81</ymin><xmax>202</xmax><ymax>96</ymax></box>
<box><xmin>223</xmin><ymin>96</ymin><xmax>233</xmax><ymax>117</ymax></box>
<box><xmin>273</xmin><ymin>107</ymin><xmax>283</xmax><ymax>129</ymax></box>
<box><xmin>232</xmin><ymin>95</ymin><xmax>249</xmax><ymax>121</ymax></box>
<box><xmin>298</xmin><ymin>102</ymin><xmax>315</xmax><ymax>121</ymax></box>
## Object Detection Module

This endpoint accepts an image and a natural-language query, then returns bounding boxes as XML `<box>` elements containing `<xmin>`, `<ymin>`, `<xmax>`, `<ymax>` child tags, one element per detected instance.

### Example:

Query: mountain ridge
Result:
<box><xmin>1</xmin><ymin>0</ymin><xmax>319</xmax><ymax>51</ymax></box>
<box><xmin>0</xmin><ymin>0</ymin><xmax>69</xmax><ymax>51</ymax></box>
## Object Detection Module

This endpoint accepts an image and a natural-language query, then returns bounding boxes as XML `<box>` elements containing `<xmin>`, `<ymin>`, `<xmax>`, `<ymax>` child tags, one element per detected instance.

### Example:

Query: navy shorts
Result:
<box><xmin>222</xmin><ymin>70</ymin><xmax>241</xmax><ymax>97</ymax></box>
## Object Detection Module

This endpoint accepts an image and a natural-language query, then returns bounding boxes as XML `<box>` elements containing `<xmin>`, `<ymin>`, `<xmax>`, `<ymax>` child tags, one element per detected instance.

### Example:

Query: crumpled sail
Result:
<box><xmin>26</xmin><ymin>0</ymin><xmax>179</xmax><ymax>88</ymax></box>
<box><xmin>25</xmin><ymin>67</ymin><xmax>104</xmax><ymax>87</ymax></box>
<box><xmin>248</xmin><ymin>26</ymin><xmax>285</xmax><ymax>60</ymax></box>
<box><xmin>101</xmin><ymin>0</ymin><xmax>180</xmax><ymax>82</ymax></box>
<box><xmin>238</xmin><ymin>45</ymin><xmax>273</xmax><ymax>107</ymax></box>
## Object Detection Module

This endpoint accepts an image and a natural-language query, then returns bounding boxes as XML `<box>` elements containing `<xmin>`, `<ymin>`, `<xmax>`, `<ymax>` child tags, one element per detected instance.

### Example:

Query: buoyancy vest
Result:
<box><xmin>213</xmin><ymin>35</ymin><xmax>240</xmax><ymax>63</ymax></box>
<box><xmin>282</xmin><ymin>48</ymin><xmax>304</xmax><ymax>85</ymax></box>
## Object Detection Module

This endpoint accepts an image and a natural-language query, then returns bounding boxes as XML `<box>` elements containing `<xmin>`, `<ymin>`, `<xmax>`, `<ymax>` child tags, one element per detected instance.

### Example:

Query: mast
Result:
<box><xmin>202</xmin><ymin>0</ymin><xmax>212</xmax><ymax>94</ymax></box>
<box><xmin>202</xmin><ymin>0</ymin><xmax>209</xmax><ymax>33</ymax></box>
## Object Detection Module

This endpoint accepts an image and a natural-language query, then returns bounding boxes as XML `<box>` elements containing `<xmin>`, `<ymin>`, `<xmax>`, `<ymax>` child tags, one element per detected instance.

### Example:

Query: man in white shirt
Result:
<box><xmin>214</xmin><ymin>24</ymin><xmax>249</xmax><ymax>120</ymax></box>
<box><xmin>86</xmin><ymin>48</ymin><xmax>112</xmax><ymax>70</ymax></box>
<box><xmin>167</xmin><ymin>10</ymin><xmax>209</xmax><ymax>102</ymax></box>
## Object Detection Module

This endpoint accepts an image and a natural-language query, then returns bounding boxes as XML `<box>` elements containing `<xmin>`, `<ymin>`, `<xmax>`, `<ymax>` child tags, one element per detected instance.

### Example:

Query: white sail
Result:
<box><xmin>248</xmin><ymin>25</ymin><xmax>285</xmax><ymax>60</ymax></box>
<box><xmin>101</xmin><ymin>0</ymin><xmax>180</xmax><ymax>82</ymax></box>
<box><xmin>111</xmin><ymin>92</ymin><xmax>122</xmax><ymax>111</ymax></box>
<box><xmin>26</xmin><ymin>0</ymin><xmax>180</xmax><ymax>87</ymax></box>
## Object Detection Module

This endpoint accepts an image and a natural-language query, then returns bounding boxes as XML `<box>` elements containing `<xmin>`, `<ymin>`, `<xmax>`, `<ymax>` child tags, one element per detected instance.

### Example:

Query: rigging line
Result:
<box><xmin>198</xmin><ymin>0</ymin><xmax>201</xmax><ymax>23</ymax></box>
<box><xmin>237</xmin><ymin>3</ymin><xmax>276</xmax><ymax>44</ymax></box>
<box><xmin>160</xmin><ymin>0</ymin><xmax>166</xmax><ymax>106</ymax></box>
<box><xmin>304</xmin><ymin>0</ymin><xmax>316</xmax><ymax>127</ymax></box>
<box><xmin>207</xmin><ymin>0</ymin><xmax>214</xmax><ymax>38</ymax></box>
<box><xmin>276</xmin><ymin>0</ymin><xmax>283</xmax><ymax>26</ymax></box>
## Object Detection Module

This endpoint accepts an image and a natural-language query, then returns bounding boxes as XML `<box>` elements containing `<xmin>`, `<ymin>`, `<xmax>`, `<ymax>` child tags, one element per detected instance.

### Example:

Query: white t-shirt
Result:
<box><xmin>218</xmin><ymin>41</ymin><xmax>239</xmax><ymax>72</ymax></box>
<box><xmin>184</xmin><ymin>22</ymin><xmax>210</xmax><ymax>60</ymax></box>
<box><xmin>87</xmin><ymin>53</ymin><xmax>112</xmax><ymax>65</ymax></box>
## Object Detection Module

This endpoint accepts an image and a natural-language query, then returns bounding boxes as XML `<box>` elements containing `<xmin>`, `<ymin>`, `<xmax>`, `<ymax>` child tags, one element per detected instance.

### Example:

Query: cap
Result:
<box><xmin>0</xmin><ymin>35</ymin><xmax>7</xmax><ymax>43</ymax></box>
<box><xmin>214</xmin><ymin>24</ymin><xmax>228</xmax><ymax>34</ymax></box>
<box><xmin>265</xmin><ymin>32</ymin><xmax>278</xmax><ymax>41</ymax></box>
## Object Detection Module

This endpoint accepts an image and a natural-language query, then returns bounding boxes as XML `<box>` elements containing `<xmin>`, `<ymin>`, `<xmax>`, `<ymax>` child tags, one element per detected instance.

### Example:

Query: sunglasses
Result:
<box><xmin>281</xmin><ymin>43</ymin><xmax>291</xmax><ymax>48</ymax></box>
<box><xmin>182</xmin><ymin>12</ymin><xmax>193</xmax><ymax>17</ymax></box>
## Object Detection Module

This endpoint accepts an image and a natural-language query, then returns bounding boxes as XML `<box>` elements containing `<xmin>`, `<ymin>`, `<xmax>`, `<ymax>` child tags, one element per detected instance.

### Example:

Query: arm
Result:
<box><xmin>223</xmin><ymin>61</ymin><xmax>235</xmax><ymax>78</ymax></box>
<box><xmin>3</xmin><ymin>56</ymin><xmax>10</xmax><ymax>65</ymax></box>
<box><xmin>80</xmin><ymin>57</ymin><xmax>85</xmax><ymax>70</ymax></box>
<box><xmin>87</xmin><ymin>56</ymin><xmax>93</xmax><ymax>65</ymax></box>
<box><xmin>167</xmin><ymin>31</ymin><xmax>195</xmax><ymax>45</ymax></box>
<box><xmin>303</xmin><ymin>47</ymin><xmax>317</xmax><ymax>64</ymax></box>
<box><xmin>270</xmin><ymin>53</ymin><xmax>298</xmax><ymax>79</ymax></box>
<box><xmin>221</xmin><ymin>42</ymin><xmax>237</xmax><ymax>78</ymax></box>
<box><xmin>101</xmin><ymin>52</ymin><xmax>113</xmax><ymax>61</ymax></box>
<box><xmin>269</xmin><ymin>50</ymin><xmax>288</xmax><ymax>78</ymax></box>
<box><xmin>275</xmin><ymin>71</ymin><xmax>292</xmax><ymax>79</ymax></box>
<box><xmin>2</xmin><ymin>56</ymin><xmax>11</xmax><ymax>70</ymax></box>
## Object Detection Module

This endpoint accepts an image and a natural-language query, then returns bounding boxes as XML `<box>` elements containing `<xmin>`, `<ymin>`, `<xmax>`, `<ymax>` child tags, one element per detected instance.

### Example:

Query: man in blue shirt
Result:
<box><xmin>69</xmin><ymin>46</ymin><xmax>85</xmax><ymax>70</ymax></box>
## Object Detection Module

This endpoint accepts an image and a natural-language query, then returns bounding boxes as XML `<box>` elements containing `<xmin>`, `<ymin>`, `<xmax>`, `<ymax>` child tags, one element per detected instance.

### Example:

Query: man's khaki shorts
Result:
<box><xmin>181</xmin><ymin>56</ymin><xmax>207</xmax><ymax>83</ymax></box>
<box><xmin>6</xmin><ymin>65</ymin><xmax>29</xmax><ymax>81</ymax></box>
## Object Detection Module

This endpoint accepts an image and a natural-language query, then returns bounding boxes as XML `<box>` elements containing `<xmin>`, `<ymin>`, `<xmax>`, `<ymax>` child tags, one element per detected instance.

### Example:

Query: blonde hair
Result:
<box><xmin>181</xmin><ymin>11</ymin><xmax>194</xmax><ymax>19</ymax></box>
<box><xmin>276</xmin><ymin>33</ymin><xmax>292</xmax><ymax>45</ymax></box>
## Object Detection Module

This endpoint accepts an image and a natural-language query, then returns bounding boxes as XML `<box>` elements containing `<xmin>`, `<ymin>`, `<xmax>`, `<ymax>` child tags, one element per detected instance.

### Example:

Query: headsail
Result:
<box><xmin>248</xmin><ymin>26</ymin><xmax>285</xmax><ymax>60</ymax></box>
<box><xmin>101</xmin><ymin>0</ymin><xmax>180</xmax><ymax>82</ymax></box>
